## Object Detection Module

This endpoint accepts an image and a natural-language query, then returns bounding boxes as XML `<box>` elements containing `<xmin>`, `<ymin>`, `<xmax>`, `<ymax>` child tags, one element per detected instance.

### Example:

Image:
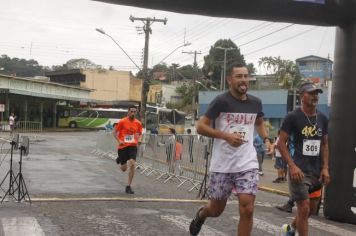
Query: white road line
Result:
<box><xmin>233</xmin><ymin>216</ymin><xmax>282</xmax><ymax>235</ymax></box>
<box><xmin>286</xmin><ymin>216</ymin><xmax>356</xmax><ymax>236</ymax></box>
<box><xmin>160</xmin><ymin>215</ymin><xmax>228</xmax><ymax>236</ymax></box>
<box><xmin>86</xmin><ymin>214</ymin><xmax>137</xmax><ymax>236</ymax></box>
<box><xmin>1</xmin><ymin>217</ymin><xmax>45</xmax><ymax>236</ymax></box>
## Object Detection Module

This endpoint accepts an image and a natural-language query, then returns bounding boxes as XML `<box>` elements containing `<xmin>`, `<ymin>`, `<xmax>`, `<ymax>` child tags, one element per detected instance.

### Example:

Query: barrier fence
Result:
<box><xmin>93</xmin><ymin>131</ymin><xmax>211</xmax><ymax>194</ymax></box>
<box><xmin>0</xmin><ymin>121</ymin><xmax>42</xmax><ymax>133</ymax></box>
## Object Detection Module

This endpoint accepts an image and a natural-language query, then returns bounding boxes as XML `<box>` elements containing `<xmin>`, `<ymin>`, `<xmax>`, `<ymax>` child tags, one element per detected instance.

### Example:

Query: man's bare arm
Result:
<box><xmin>320</xmin><ymin>134</ymin><xmax>330</xmax><ymax>185</ymax></box>
<box><xmin>278</xmin><ymin>130</ymin><xmax>304</xmax><ymax>182</ymax></box>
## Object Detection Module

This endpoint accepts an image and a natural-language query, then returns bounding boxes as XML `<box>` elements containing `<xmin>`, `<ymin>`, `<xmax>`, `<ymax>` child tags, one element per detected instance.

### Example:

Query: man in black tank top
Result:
<box><xmin>278</xmin><ymin>82</ymin><xmax>330</xmax><ymax>236</ymax></box>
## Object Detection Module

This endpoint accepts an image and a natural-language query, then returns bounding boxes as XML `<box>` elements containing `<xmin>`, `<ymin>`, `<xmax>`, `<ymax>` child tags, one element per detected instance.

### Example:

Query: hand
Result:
<box><xmin>265</xmin><ymin>141</ymin><xmax>274</xmax><ymax>155</ymax></box>
<box><xmin>319</xmin><ymin>168</ymin><xmax>330</xmax><ymax>185</ymax></box>
<box><xmin>224</xmin><ymin>132</ymin><xmax>246</xmax><ymax>147</ymax></box>
<box><xmin>289</xmin><ymin>164</ymin><xmax>304</xmax><ymax>183</ymax></box>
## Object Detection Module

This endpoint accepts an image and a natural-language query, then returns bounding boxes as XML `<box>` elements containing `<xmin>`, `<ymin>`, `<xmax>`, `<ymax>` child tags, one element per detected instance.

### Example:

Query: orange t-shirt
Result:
<box><xmin>175</xmin><ymin>142</ymin><xmax>182</xmax><ymax>160</ymax></box>
<box><xmin>115</xmin><ymin>117</ymin><xmax>142</xmax><ymax>149</ymax></box>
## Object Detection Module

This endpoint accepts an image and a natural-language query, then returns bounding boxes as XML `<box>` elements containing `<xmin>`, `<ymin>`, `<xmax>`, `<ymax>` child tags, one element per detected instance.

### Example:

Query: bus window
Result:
<box><xmin>63</xmin><ymin>110</ymin><xmax>69</xmax><ymax>118</ymax></box>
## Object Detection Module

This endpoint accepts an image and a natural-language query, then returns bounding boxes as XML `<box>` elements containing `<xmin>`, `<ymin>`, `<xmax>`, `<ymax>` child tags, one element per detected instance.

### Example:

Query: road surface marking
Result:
<box><xmin>161</xmin><ymin>214</ymin><xmax>228</xmax><ymax>236</ymax></box>
<box><xmin>29</xmin><ymin>196</ymin><xmax>208</xmax><ymax>203</ymax></box>
<box><xmin>233</xmin><ymin>216</ymin><xmax>281</xmax><ymax>235</ymax></box>
<box><xmin>1</xmin><ymin>217</ymin><xmax>45</xmax><ymax>236</ymax></box>
<box><xmin>286</xmin><ymin>216</ymin><xmax>356</xmax><ymax>236</ymax></box>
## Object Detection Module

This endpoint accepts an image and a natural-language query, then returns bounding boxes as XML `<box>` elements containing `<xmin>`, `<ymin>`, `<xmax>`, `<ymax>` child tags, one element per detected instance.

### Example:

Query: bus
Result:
<box><xmin>145</xmin><ymin>105</ymin><xmax>186</xmax><ymax>134</ymax></box>
<box><xmin>58</xmin><ymin>107</ymin><xmax>127</xmax><ymax>129</ymax></box>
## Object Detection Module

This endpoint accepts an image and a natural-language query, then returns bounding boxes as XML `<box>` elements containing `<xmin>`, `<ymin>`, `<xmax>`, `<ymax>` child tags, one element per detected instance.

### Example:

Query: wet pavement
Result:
<box><xmin>0</xmin><ymin>131</ymin><xmax>355</xmax><ymax>236</ymax></box>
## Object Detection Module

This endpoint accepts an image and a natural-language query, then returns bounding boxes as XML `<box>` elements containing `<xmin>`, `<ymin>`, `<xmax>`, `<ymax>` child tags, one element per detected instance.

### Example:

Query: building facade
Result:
<box><xmin>0</xmin><ymin>74</ymin><xmax>91</xmax><ymax>128</ymax></box>
<box><xmin>46</xmin><ymin>69</ymin><xmax>142</xmax><ymax>102</ymax></box>
<box><xmin>296</xmin><ymin>55</ymin><xmax>333</xmax><ymax>86</ymax></box>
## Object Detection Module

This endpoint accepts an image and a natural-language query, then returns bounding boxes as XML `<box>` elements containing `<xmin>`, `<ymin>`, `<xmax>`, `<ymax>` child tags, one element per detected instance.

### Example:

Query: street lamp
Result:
<box><xmin>157</xmin><ymin>42</ymin><xmax>192</xmax><ymax>65</ymax></box>
<box><xmin>195</xmin><ymin>80</ymin><xmax>218</xmax><ymax>91</ymax></box>
<box><xmin>95</xmin><ymin>28</ymin><xmax>141</xmax><ymax>71</ymax></box>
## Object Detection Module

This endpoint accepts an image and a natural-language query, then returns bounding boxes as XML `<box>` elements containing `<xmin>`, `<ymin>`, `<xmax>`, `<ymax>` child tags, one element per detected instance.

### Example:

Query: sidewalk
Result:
<box><xmin>258</xmin><ymin>157</ymin><xmax>289</xmax><ymax>196</ymax></box>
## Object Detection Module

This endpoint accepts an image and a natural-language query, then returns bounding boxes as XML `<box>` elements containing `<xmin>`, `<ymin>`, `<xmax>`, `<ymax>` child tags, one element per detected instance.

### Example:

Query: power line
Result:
<box><xmin>238</xmin><ymin>24</ymin><xmax>295</xmax><ymax>47</ymax></box>
<box><xmin>245</xmin><ymin>26</ymin><xmax>318</xmax><ymax>56</ymax></box>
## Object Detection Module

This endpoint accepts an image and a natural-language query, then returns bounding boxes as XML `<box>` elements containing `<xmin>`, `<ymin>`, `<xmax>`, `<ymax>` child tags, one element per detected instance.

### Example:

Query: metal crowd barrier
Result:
<box><xmin>92</xmin><ymin>130</ymin><xmax>117</xmax><ymax>160</ymax></box>
<box><xmin>0</xmin><ymin>121</ymin><xmax>42</xmax><ymax>133</ymax></box>
<box><xmin>93</xmin><ymin>131</ymin><xmax>211</xmax><ymax>193</ymax></box>
<box><xmin>16</xmin><ymin>121</ymin><xmax>42</xmax><ymax>133</ymax></box>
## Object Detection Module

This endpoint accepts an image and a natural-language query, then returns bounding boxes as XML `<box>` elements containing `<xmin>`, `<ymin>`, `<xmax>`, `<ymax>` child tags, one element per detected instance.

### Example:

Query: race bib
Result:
<box><xmin>302</xmin><ymin>139</ymin><xmax>320</xmax><ymax>156</ymax></box>
<box><xmin>229</xmin><ymin>125</ymin><xmax>250</xmax><ymax>142</ymax></box>
<box><xmin>124</xmin><ymin>135</ymin><xmax>135</xmax><ymax>143</ymax></box>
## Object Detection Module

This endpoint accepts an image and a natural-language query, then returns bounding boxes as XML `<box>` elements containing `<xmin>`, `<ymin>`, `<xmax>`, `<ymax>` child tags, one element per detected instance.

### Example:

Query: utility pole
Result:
<box><xmin>182</xmin><ymin>50</ymin><xmax>201</xmax><ymax>126</ymax></box>
<box><xmin>216</xmin><ymin>47</ymin><xmax>235</xmax><ymax>90</ymax></box>
<box><xmin>129</xmin><ymin>15</ymin><xmax>167</xmax><ymax>127</ymax></box>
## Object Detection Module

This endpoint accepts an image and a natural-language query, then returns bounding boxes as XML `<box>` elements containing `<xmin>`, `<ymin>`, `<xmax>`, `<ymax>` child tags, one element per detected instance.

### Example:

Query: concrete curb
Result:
<box><xmin>258</xmin><ymin>185</ymin><xmax>289</xmax><ymax>197</ymax></box>
<box><xmin>28</xmin><ymin>197</ymin><xmax>209</xmax><ymax>203</ymax></box>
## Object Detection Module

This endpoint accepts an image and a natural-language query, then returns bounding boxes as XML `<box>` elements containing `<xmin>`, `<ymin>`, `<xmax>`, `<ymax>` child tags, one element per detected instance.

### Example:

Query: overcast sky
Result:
<box><xmin>0</xmin><ymin>0</ymin><xmax>336</xmax><ymax>74</ymax></box>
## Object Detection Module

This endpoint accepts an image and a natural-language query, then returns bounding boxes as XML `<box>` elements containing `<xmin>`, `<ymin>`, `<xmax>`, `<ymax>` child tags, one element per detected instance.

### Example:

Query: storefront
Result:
<box><xmin>0</xmin><ymin>74</ymin><xmax>92</xmax><ymax>128</ymax></box>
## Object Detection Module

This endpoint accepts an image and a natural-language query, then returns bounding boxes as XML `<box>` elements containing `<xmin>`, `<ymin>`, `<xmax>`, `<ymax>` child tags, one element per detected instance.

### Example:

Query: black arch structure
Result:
<box><xmin>94</xmin><ymin>0</ymin><xmax>356</xmax><ymax>224</ymax></box>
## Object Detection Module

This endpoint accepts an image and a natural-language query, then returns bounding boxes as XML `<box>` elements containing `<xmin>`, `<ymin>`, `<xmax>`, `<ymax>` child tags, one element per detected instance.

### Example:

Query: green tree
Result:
<box><xmin>175</xmin><ymin>83</ymin><xmax>195</xmax><ymax>107</ymax></box>
<box><xmin>258</xmin><ymin>56</ymin><xmax>302</xmax><ymax>89</ymax></box>
<box><xmin>52</xmin><ymin>58</ymin><xmax>102</xmax><ymax>71</ymax></box>
<box><xmin>203</xmin><ymin>39</ymin><xmax>252</xmax><ymax>87</ymax></box>
<box><xmin>0</xmin><ymin>54</ymin><xmax>45</xmax><ymax>76</ymax></box>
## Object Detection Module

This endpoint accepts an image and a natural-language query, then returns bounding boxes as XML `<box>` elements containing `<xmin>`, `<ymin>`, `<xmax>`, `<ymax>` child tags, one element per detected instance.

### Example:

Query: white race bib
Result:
<box><xmin>302</xmin><ymin>139</ymin><xmax>321</xmax><ymax>156</ymax></box>
<box><xmin>229</xmin><ymin>125</ymin><xmax>250</xmax><ymax>142</ymax></box>
<box><xmin>124</xmin><ymin>135</ymin><xmax>135</xmax><ymax>143</ymax></box>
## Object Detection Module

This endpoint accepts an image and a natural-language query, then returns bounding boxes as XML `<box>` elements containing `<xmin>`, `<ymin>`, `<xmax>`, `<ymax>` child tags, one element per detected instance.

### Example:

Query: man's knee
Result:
<box><xmin>297</xmin><ymin>200</ymin><xmax>310</xmax><ymax>217</ymax></box>
<box><xmin>120</xmin><ymin>164</ymin><xmax>127</xmax><ymax>172</ymax></box>
<box><xmin>204</xmin><ymin>200</ymin><xmax>227</xmax><ymax>218</ymax></box>
<box><xmin>239</xmin><ymin>195</ymin><xmax>255</xmax><ymax>220</ymax></box>
<box><xmin>239</xmin><ymin>202</ymin><xmax>254</xmax><ymax>220</ymax></box>
<box><xmin>128</xmin><ymin>159</ymin><xmax>136</xmax><ymax>169</ymax></box>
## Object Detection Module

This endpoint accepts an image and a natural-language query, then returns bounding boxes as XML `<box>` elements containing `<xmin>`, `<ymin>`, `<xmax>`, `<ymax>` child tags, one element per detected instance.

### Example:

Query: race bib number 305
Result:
<box><xmin>303</xmin><ymin>139</ymin><xmax>321</xmax><ymax>156</ymax></box>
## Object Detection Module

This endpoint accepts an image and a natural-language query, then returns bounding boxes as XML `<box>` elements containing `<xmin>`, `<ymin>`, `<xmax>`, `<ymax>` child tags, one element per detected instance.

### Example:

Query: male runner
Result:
<box><xmin>113</xmin><ymin>106</ymin><xmax>142</xmax><ymax>194</ymax></box>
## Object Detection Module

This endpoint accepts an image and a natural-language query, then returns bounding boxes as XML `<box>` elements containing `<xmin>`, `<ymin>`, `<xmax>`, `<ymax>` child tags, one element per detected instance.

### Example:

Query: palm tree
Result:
<box><xmin>258</xmin><ymin>56</ymin><xmax>302</xmax><ymax>89</ymax></box>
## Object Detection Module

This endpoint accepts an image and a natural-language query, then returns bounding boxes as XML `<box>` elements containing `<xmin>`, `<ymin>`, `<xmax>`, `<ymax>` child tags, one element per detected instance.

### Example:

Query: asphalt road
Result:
<box><xmin>0</xmin><ymin>131</ymin><xmax>355</xmax><ymax>235</ymax></box>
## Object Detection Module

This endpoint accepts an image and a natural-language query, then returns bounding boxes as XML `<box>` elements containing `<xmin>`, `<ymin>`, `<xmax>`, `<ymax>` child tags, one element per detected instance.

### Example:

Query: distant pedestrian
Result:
<box><xmin>186</xmin><ymin>128</ymin><xmax>194</xmax><ymax>163</ymax></box>
<box><xmin>9</xmin><ymin>112</ymin><xmax>16</xmax><ymax>135</ymax></box>
<box><xmin>273</xmin><ymin>131</ymin><xmax>287</xmax><ymax>183</ymax></box>
<box><xmin>253</xmin><ymin>134</ymin><xmax>266</xmax><ymax>176</ymax></box>
<box><xmin>113</xmin><ymin>106</ymin><xmax>142</xmax><ymax>194</ymax></box>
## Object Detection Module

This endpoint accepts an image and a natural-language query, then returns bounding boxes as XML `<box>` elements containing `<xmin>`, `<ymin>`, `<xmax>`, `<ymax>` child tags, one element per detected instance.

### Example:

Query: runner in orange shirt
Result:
<box><xmin>113</xmin><ymin>106</ymin><xmax>142</xmax><ymax>194</ymax></box>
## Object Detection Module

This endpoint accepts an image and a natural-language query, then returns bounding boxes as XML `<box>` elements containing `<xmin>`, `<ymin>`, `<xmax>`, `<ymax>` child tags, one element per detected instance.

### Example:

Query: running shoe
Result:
<box><xmin>276</xmin><ymin>202</ymin><xmax>293</xmax><ymax>213</ymax></box>
<box><xmin>125</xmin><ymin>185</ymin><xmax>134</xmax><ymax>194</ymax></box>
<box><xmin>281</xmin><ymin>224</ymin><xmax>295</xmax><ymax>236</ymax></box>
<box><xmin>189</xmin><ymin>207</ymin><xmax>205</xmax><ymax>235</ymax></box>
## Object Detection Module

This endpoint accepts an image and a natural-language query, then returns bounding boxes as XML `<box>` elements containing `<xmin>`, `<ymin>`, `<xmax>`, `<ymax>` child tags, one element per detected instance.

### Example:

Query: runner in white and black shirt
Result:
<box><xmin>189</xmin><ymin>63</ymin><xmax>272</xmax><ymax>236</ymax></box>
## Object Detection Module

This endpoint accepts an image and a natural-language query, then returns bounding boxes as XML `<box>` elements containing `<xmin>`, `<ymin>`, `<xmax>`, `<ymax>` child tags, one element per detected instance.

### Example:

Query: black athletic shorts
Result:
<box><xmin>117</xmin><ymin>146</ymin><xmax>137</xmax><ymax>165</ymax></box>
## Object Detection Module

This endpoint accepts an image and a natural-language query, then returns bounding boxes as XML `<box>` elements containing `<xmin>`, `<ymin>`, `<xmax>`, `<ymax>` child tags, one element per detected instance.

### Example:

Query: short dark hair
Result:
<box><xmin>128</xmin><ymin>106</ymin><xmax>137</xmax><ymax>111</ymax></box>
<box><xmin>227</xmin><ymin>62</ymin><xmax>246</xmax><ymax>76</ymax></box>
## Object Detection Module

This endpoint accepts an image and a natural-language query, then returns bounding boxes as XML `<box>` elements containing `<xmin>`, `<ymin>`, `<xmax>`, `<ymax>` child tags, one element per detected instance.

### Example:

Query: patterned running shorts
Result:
<box><xmin>207</xmin><ymin>169</ymin><xmax>259</xmax><ymax>200</ymax></box>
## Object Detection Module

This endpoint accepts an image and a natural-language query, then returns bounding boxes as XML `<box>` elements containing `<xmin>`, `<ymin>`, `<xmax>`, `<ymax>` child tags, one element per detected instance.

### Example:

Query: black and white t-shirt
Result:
<box><xmin>280</xmin><ymin>108</ymin><xmax>328</xmax><ymax>177</ymax></box>
<box><xmin>205</xmin><ymin>92</ymin><xmax>264</xmax><ymax>173</ymax></box>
